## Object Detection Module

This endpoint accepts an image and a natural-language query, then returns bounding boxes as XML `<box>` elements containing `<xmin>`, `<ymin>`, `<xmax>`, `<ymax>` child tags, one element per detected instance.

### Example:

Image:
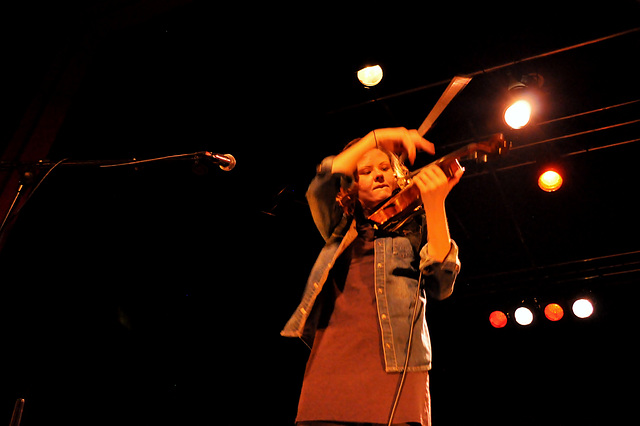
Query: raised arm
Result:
<box><xmin>331</xmin><ymin>127</ymin><xmax>435</xmax><ymax>176</ymax></box>
<box><xmin>412</xmin><ymin>163</ymin><xmax>463</xmax><ymax>262</ymax></box>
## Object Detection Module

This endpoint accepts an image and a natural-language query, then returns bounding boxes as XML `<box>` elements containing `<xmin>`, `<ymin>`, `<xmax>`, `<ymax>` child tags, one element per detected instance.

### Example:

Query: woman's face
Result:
<box><xmin>356</xmin><ymin>149</ymin><xmax>397</xmax><ymax>210</ymax></box>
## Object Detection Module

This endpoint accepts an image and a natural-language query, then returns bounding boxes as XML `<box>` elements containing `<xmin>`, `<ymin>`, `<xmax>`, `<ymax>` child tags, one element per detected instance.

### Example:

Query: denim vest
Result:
<box><xmin>281</xmin><ymin>156</ymin><xmax>460</xmax><ymax>372</ymax></box>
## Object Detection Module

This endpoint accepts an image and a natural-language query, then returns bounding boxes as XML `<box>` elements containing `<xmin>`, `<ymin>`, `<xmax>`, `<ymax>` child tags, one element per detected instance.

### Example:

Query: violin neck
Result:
<box><xmin>407</xmin><ymin>145</ymin><xmax>471</xmax><ymax>179</ymax></box>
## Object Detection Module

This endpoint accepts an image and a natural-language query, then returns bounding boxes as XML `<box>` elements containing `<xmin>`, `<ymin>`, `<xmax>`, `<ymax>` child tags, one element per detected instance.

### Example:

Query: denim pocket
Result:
<box><xmin>392</xmin><ymin>237</ymin><xmax>414</xmax><ymax>258</ymax></box>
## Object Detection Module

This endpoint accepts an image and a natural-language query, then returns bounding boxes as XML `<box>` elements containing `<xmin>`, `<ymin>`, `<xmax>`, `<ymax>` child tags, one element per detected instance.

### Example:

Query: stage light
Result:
<box><xmin>503</xmin><ymin>73</ymin><xmax>543</xmax><ymax>129</ymax></box>
<box><xmin>504</xmin><ymin>100</ymin><xmax>532</xmax><ymax>129</ymax></box>
<box><xmin>357</xmin><ymin>65</ymin><xmax>383</xmax><ymax>87</ymax></box>
<box><xmin>514</xmin><ymin>306</ymin><xmax>533</xmax><ymax>326</ymax></box>
<box><xmin>544</xmin><ymin>303</ymin><xmax>564</xmax><ymax>321</ymax></box>
<box><xmin>489</xmin><ymin>310</ymin><xmax>508</xmax><ymax>328</ymax></box>
<box><xmin>572</xmin><ymin>299</ymin><xmax>594</xmax><ymax>318</ymax></box>
<box><xmin>538</xmin><ymin>169</ymin><xmax>563</xmax><ymax>192</ymax></box>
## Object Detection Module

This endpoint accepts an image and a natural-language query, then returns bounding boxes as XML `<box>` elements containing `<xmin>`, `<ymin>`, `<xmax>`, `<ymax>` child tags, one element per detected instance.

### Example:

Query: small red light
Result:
<box><xmin>489</xmin><ymin>310</ymin><xmax>508</xmax><ymax>328</ymax></box>
<box><xmin>544</xmin><ymin>303</ymin><xmax>564</xmax><ymax>321</ymax></box>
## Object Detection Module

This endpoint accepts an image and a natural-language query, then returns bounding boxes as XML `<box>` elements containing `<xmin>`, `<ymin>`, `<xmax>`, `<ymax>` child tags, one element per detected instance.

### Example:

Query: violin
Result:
<box><xmin>368</xmin><ymin>133</ymin><xmax>510</xmax><ymax>231</ymax></box>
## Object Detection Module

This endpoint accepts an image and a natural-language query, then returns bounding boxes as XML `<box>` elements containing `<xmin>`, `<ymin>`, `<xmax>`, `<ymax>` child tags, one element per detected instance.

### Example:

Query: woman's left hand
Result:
<box><xmin>413</xmin><ymin>165</ymin><xmax>464</xmax><ymax>211</ymax></box>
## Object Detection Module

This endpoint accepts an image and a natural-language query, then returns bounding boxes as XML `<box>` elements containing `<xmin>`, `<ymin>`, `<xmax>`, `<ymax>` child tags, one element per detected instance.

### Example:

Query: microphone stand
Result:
<box><xmin>0</xmin><ymin>150</ymin><xmax>235</xmax><ymax>242</ymax></box>
<box><xmin>0</xmin><ymin>150</ymin><xmax>235</xmax><ymax>170</ymax></box>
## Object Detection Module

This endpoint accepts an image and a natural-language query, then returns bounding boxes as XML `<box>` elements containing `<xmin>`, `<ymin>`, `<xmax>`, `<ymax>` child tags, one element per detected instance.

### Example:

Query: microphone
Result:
<box><xmin>203</xmin><ymin>152</ymin><xmax>236</xmax><ymax>171</ymax></box>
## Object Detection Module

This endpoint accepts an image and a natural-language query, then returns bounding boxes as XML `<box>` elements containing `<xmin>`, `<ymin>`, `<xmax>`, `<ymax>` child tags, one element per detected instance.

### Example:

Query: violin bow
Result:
<box><xmin>417</xmin><ymin>76</ymin><xmax>472</xmax><ymax>136</ymax></box>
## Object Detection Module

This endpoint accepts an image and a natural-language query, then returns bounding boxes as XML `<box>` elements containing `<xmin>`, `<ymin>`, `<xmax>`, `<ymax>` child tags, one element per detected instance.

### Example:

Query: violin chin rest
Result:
<box><xmin>368</xmin><ymin>185</ymin><xmax>421</xmax><ymax>228</ymax></box>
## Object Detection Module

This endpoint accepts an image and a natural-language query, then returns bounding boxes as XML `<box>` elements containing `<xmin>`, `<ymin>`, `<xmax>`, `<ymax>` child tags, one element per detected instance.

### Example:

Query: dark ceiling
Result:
<box><xmin>1</xmin><ymin>1</ymin><xmax>639</xmax><ymax>425</ymax></box>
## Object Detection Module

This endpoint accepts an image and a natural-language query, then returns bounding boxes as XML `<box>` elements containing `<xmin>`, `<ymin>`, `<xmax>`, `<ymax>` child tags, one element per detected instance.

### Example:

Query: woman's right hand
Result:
<box><xmin>332</xmin><ymin>127</ymin><xmax>436</xmax><ymax>176</ymax></box>
<box><xmin>372</xmin><ymin>127</ymin><xmax>436</xmax><ymax>165</ymax></box>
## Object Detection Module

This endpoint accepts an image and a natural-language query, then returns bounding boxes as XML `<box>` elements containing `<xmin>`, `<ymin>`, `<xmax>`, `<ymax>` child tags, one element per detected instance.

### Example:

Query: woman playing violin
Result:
<box><xmin>281</xmin><ymin>127</ymin><xmax>463</xmax><ymax>426</ymax></box>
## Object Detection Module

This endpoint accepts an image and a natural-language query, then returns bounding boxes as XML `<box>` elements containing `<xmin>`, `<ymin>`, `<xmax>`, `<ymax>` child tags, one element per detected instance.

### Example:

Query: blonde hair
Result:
<box><xmin>336</xmin><ymin>139</ymin><xmax>410</xmax><ymax>215</ymax></box>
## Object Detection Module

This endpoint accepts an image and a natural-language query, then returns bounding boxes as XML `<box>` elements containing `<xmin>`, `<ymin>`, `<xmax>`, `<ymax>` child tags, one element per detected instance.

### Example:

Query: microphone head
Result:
<box><xmin>203</xmin><ymin>152</ymin><xmax>236</xmax><ymax>171</ymax></box>
<box><xmin>219</xmin><ymin>154</ymin><xmax>236</xmax><ymax>171</ymax></box>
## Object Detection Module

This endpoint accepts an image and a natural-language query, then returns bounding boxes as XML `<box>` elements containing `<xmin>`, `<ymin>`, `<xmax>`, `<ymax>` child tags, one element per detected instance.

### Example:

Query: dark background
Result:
<box><xmin>1</xmin><ymin>1</ymin><xmax>639</xmax><ymax>425</ymax></box>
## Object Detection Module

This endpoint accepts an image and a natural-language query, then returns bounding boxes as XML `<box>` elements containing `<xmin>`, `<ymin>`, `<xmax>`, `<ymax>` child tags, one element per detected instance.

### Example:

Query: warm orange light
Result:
<box><xmin>504</xmin><ymin>99</ymin><xmax>532</xmax><ymax>129</ymax></box>
<box><xmin>544</xmin><ymin>303</ymin><xmax>564</xmax><ymax>321</ymax></box>
<box><xmin>489</xmin><ymin>310</ymin><xmax>508</xmax><ymax>328</ymax></box>
<box><xmin>538</xmin><ymin>169</ymin><xmax>563</xmax><ymax>192</ymax></box>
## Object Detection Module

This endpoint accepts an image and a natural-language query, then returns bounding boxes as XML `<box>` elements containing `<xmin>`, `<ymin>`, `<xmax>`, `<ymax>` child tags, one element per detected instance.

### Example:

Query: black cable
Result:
<box><xmin>0</xmin><ymin>158</ymin><xmax>68</xmax><ymax>237</ymax></box>
<box><xmin>27</xmin><ymin>158</ymin><xmax>69</xmax><ymax>197</ymax></box>
<box><xmin>0</xmin><ymin>184</ymin><xmax>25</xmax><ymax>236</ymax></box>
<box><xmin>98</xmin><ymin>152</ymin><xmax>204</xmax><ymax>168</ymax></box>
<box><xmin>387</xmin><ymin>271</ymin><xmax>424</xmax><ymax>426</ymax></box>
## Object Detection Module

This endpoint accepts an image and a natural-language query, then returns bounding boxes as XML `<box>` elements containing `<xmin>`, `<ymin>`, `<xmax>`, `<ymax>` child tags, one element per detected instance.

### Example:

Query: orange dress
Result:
<box><xmin>296</xmin><ymin>224</ymin><xmax>430</xmax><ymax>426</ymax></box>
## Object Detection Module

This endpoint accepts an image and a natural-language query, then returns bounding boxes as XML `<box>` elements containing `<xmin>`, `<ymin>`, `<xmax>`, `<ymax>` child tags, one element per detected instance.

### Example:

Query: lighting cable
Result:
<box><xmin>329</xmin><ymin>27</ymin><xmax>640</xmax><ymax>115</ymax></box>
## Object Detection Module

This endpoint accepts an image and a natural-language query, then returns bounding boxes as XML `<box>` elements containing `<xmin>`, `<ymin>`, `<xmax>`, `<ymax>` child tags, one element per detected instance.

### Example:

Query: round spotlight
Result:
<box><xmin>504</xmin><ymin>100</ymin><xmax>532</xmax><ymax>129</ymax></box>
<box><xmin>544</xmin><ymin>303</ymin><xmax>564</xmax><ymax>322</ymax></box>
<box><xmin>572</xmin><ymin>298</ymin><xmax>594</xmax><ymax>318</ymax></box>
<box><xmin>514</xmin><ymin>306</ymin><xmax>534</xmax><ymax>326</ymax></box>
<box><xmin>538</xmin><ymin>169</ymin><xmax>563</xmax><ymax>192</ymax></box>
<box><xmin>489</xmin><ymin>310</ymin><xmax>508</xmax><ymax>328</ymax></box>
<box><xmin>357</xmin><ymin>65</ymin><xmax>383</xmax><ymax>87</ymax></box>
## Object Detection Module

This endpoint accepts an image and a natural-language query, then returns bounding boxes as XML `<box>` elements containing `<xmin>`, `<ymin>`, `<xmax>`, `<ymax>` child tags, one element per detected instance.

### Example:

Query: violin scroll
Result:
<box><xmin>469</xmin><ymin>133</ymin><xmax>510</xmax><ymax>161</ymax></box>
